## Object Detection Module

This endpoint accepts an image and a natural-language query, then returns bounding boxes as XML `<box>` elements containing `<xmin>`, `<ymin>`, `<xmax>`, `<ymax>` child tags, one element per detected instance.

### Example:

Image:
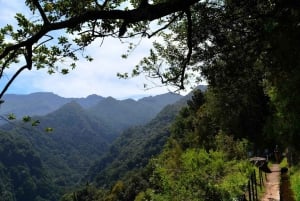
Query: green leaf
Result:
<box><xmin>45</xmin><ymin>127</ymin><xmax>54</xmax><ymax>132</ymax></box>
<box><xmin>22</xmin><ymin>115</ymin><xmax>31</xmax><ymax>122</ymax></box>
<box><xmin>61</xmin><ymin>69</ymin><xmax>69</xmax><ymax>74</ymax></box>
<box><xmin>7</xmin><ymin>113</ymin><xmax>16</xmax><ymax>120</ymax></box>
<box><xmin>31</xmin><ymin>120</ymin><xmax>40</xmax><ymax>127</ymax></box>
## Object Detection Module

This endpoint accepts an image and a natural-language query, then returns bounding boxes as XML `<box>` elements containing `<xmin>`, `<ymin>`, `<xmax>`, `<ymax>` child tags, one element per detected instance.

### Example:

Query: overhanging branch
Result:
<box><xmin>0</xmin><ymin>0</ymin><xmax>199</xmax><ymax>60</ymax></box>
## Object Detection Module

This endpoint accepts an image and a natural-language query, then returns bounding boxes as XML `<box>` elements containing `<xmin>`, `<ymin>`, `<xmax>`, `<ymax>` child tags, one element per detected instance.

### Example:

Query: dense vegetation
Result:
<box><xmin>0</xmin><ymin>131</ymin><xmax>58</xmax><ymax>201</ymax></box>
<box><xmin>291</xmin><ymin>166</ymin><xmax>300</xmax><ymax>201</ymax></box>
<box><xmin>131</xmin><ymin>90</ymin><xmax>254</xmax><ymax>201</ymax></box>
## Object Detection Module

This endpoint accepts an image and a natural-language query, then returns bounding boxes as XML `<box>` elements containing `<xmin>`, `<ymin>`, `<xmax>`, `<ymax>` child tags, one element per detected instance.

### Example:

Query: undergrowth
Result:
<box><xmin>290</xmin><ymin>165</ymin><xmax>300</xmax><ymax>201</ymax></box>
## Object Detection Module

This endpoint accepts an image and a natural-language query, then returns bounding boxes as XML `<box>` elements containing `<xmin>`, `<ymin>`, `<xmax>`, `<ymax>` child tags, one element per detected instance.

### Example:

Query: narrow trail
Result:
<box><xmin>261</xmin><ymin>164</ymin><xmax>280</xmax><ymax>201</ymax></box>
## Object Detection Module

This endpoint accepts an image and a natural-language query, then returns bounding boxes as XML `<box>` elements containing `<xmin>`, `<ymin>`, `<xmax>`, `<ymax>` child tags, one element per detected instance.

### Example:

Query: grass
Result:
<box><xmin>280</xmin><ymin>157</ymin><xmax>289</xmax><ymax>168</ymax></box>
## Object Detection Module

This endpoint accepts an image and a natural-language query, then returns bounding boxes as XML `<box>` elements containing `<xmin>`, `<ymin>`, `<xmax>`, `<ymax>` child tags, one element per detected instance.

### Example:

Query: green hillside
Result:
<box><xmin>85</xmin><ymin>99</ymin><xmax>186</xmax><ymax>188</ymax></box>
<box><xmin>0</xmin><ymin>131</ymin><xmax>58</xmax><ymax>201</ymax></box>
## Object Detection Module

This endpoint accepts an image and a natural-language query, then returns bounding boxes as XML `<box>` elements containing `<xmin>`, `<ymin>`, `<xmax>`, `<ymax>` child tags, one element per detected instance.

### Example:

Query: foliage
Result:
<box><xmin>142</xmin><ymin>137</ymin><xmax>252</xmax><ymax>201</ymax></box>
<box><xmin>123</xmin><ymin>89</ymin><xmax>255</xmax><ymax>201</ymax></box>
<box><xmin>0</xmin><ymin>130</ymin><xmax>58</xmax><ymax>201</ymax></box>
<box><xmin>171</xmin><ymin>88</ymin><xmax>257</xmax><ymax>153</ymax></box>
<box><xmin>265</xmin><ymin>65</ymin><xmax>300</xmax><ymax>150</ymax></box>
<box><xmin>170</xmin><ymin>89</ymin><xmax>208</xmax><ymax>149</ymax></box>
<box><xmin>1</xmin><ymin>101</ymin><xmax>113</xmax><ymax>191</ymax></box>
<box><xmin>291</xmin><ymin>166</ymin><xmax>300</xmax><ymax>201</ymax></box>
<box><xmin>60</xmin><ymin>183</ymin><xmax>107</xmax><ymax>201</ymax></box>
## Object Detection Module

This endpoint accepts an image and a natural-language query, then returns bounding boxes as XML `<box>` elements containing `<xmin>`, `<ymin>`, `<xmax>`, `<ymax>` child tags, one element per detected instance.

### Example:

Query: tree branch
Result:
<box><xmin>33</xmin><ymin>34</ymin><xmax>54</xmax><ymax>50</ymax></box>
<box><xmin>32</xmin><ymin>0</ymin><xmax>50</xmax><ymax>25</ymax></box>
<box><xmin>25</xmin><ymin>45</ymin><xmax>33</xmax><ymax>70</ymax></box>
<box><xmin>151</xmin><ymin>8</ymin><xmax>193</xmax><ymax>90</ymax></box>
<box><xmin>0</xmin><ymin>65</ymin><xmax>31</xmax><ymax>99</ymax></box>
<box><xmin>179</xmin><ymin>8</ymin><xmax>193</xmax><ymax>89</ymax></box>
<box><xmin>0</xmin><ymin>0</ymin><xmax>199</xmax><ymax>60</ymax></box>
<box><xmin>99</xmin><ymin>0</ymin><xmax>110</xmax><ymax>10</ymax></box>
<box><xmin>147</xmin><ymin>13</ymin><xmax>183</xmax><ymax>38</ymax></box>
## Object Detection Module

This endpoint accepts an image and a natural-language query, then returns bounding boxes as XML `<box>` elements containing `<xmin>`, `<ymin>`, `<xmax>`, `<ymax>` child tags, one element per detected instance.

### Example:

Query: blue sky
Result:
<box><xmin>0</xmin><ymin>0</ymin><xmax>196</xmax><ymax>99</ymax></box>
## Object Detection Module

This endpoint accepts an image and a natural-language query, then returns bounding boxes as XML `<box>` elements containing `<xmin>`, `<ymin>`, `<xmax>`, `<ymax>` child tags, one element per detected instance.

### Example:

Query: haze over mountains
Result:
<box><xmin>0</xmin><ymin>92</ymin><xmax>182</xmax><ymax>126</ymax></box>
<box><xmin>0</xmin><ymin>92</ymin><xmax>103</xmax><ymax>118</ymax></box>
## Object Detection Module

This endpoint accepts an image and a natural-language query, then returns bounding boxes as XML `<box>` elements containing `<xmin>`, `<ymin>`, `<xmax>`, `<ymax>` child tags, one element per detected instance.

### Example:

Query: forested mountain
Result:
<box><xmin>85</xmin><ymin>97</ymin><xmax>187</xmax><ymax>187</ymax></box>
<box><xmin>0</xmin><ymin>91</ymin><xmax>184</xmax><ymax>200</ymax></box>
<box><xmin>1</xmin><ymin>101</ymin><xmax>111</xmax><ymax>191</ymax></box>
<box><xmin>87</xmin><ymin>92</ymin><xmax>182</xmax><ymax>134</ymax></box>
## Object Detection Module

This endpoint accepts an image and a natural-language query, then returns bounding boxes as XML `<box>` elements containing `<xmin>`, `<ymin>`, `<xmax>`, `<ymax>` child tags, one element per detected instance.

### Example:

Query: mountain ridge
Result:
<box><xmin>0</xmin><ymin>92</ymin><xmax>183</xmax><ymax>120</ymax></box>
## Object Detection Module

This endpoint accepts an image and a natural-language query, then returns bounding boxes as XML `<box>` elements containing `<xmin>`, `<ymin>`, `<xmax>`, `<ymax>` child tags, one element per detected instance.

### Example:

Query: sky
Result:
<box><xmin>0</xmin><ymin>0</ymin><xmax>196</xmax><ymax>99</ymax></box>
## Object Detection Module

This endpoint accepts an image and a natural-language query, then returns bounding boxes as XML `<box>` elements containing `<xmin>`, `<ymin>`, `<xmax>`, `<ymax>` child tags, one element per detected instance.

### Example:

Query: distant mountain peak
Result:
<box><xmin>86</xmin><ymin>94</ymin><xmax>103</xmax><ymax>99</ymax></box>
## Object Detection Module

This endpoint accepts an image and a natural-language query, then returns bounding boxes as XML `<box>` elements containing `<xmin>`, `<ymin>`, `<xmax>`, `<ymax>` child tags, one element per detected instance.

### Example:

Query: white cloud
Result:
<box><xmin>34</xmin><ymin>37</ymin><xmax>183</xmax><ymax>98</ymax></box>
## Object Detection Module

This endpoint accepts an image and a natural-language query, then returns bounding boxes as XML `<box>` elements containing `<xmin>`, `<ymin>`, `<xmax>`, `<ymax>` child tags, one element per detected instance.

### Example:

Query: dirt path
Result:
<box><xmin>261</xmin><ymin>164</ymin><xmax>280</xmax><ymax>201</ymax></box>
